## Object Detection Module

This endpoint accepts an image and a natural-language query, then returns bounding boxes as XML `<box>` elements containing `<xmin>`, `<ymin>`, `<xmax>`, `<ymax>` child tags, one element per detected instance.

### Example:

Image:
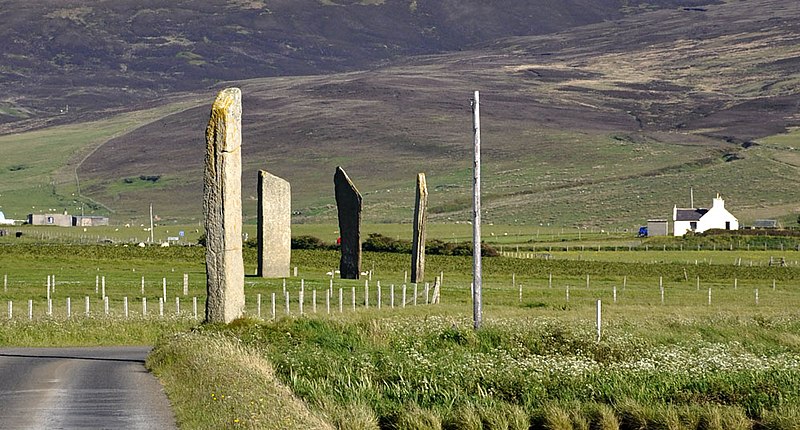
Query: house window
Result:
<box><xmin>725</xmin><ymin>221</ymin><xmax>731</xmax><ymax>230</ymax></box>
<box><xmin>690</xmin><ymin>222</ymin><xmax>697</xmax><ymax>230</ymax></box>
<box><xmin>46</xmin><ymin>216</ymin><xmax>54</xmax><ymax>224</ymax></box>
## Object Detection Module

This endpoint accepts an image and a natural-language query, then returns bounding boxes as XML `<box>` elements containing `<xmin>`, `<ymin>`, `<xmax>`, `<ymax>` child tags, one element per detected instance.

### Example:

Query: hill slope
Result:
<box><xmin>2</xmin><ymin>0</ymin><xmax>799</xmax><ymax>229</ymax></box>
<box><xmin>0</xmin><ymin>0</ymin><xmax>712</xmax><ymax>131</ymax></box>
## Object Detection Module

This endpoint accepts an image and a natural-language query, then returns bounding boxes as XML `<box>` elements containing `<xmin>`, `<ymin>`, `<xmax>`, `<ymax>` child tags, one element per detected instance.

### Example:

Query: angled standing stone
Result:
<box><xmin>204</xmin><ymin>87</ymin><xmax>245</xmax><ymax>324</ymax></box>
<box><xmin>257</xmin><ymin>170</ymin><xmax>291</xmax><ymax>278</ymax></box>
<box><xmin>334</xmin><ymin>166</ymin><xmax>362</xmax><ymax>279</ymax></box>
<box><xmin>411</xmin><ymin>172</ymin><xmax>428</xmax><ymax>283</ymax></box>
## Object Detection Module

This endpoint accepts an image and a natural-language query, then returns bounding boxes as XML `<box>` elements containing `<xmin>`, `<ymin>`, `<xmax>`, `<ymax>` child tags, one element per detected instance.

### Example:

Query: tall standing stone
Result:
<box><xmin>257</xmin><ymin>170</ymin><xmax>291</xmax><ymax>278</ymax></box>
<box><xmin>203</xmin><ymin>87</ymin><xmax>245</xmax><ymax>324</ymax></box>
<box><xmin>334</xmin><ymin>166</ymin><xmax>362</xmax><ymax>279</ymax></box>
<box><xmin>411</xmin><ymin>172</ymin><xmax>428</xmax><ymax>283</ymax></box>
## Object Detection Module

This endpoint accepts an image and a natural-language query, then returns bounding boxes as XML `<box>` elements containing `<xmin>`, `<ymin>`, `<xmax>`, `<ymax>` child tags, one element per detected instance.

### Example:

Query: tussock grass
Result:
<box><xmin>383</xmin><ymin>403</ymin><xmax>442</xmax><ymax>430</ymax></box>
<box><xmin>317</xmin><ymin>400</ymin><xmax>380</xmax><ymax>430</ymax></box>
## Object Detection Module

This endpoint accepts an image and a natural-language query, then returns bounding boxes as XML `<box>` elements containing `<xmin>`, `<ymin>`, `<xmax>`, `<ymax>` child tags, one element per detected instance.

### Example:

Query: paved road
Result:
<box><xmin>0</xmin><ymin>346</ymin><xmax>176</xmax><ymax>430</ymax></box>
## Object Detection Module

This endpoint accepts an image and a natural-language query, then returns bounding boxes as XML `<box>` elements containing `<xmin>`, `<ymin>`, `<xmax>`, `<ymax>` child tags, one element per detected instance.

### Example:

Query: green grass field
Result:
<box><xmin>0</xmin><ymin>98</ymin><xmax>204</xmax><ymax>221</ymax></box>
<box><xmin>1</xmin><ymin>237</ymin><xmax>800</xmax><ymax>428</ymax></box>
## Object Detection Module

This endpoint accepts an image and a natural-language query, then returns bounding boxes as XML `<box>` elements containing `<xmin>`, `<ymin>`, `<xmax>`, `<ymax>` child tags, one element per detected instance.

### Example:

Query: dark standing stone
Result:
<box><xmin>334</xmin><ymin>166</ymin><xmax>362</xmax><ymax>279</ymax></box>
<box><xmin>411</xmin><ymin>173</ymin><xmax>428</xmax><ymax>283</ymax></box>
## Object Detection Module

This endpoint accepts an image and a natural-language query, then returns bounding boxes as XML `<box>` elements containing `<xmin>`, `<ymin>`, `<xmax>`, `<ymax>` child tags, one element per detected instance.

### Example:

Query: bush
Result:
<box><xmin>363</xmin><ymin>233</ymin><xmax>411</xmax><ymax>253</ymax></box>
<box><xmin>291</xmin><ymin>235</ymin><xmax>330</xmax><ymax>250</ymax></box>
<box><xmin>427</xmin><ymin>239</ymin><xmax>500</xmax><ymax>257</ymax></box>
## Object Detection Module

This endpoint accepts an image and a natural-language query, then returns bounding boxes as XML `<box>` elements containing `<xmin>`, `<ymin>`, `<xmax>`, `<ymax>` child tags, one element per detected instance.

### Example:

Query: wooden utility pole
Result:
<box><xmin>472</xmin><ymin>90</ymin><xmax>482</xmax><ymax>330</ymax></box>
<box><xmin>149</xmin><ymin>203</ymin><xmax>154</xmax><ymax>244</ymax></box>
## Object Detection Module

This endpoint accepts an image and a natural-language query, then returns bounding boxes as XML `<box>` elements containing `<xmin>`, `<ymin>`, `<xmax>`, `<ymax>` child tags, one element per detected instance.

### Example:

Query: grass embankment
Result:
<box><xmin>147</xmin><ymin>330</ymin><xmax>333</xmax><ymax>430</ymax></box>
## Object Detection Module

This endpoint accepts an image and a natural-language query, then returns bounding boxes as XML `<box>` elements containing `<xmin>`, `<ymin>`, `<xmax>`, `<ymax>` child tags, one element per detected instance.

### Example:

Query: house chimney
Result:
<box><xmin>712</xmin><ymin>193</ymin><xmax>724</xmax><ymax>209</ymax></box>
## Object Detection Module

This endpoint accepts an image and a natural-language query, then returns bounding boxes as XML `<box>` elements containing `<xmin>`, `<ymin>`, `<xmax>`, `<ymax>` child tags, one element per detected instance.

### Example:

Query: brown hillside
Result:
<box><xmin>0</xmin><ymin>0</ymin><xmax>713</xmax><ymax>131</ymax></box>
<box><xmin>76</xmin><ymin>0</ymin><xmax>800</xmax><ymax>225</ymax></box>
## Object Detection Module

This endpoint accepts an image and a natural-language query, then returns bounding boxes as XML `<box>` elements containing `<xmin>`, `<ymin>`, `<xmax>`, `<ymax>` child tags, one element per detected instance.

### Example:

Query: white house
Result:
<box><xmin>0</xmin><ymin>211</ymin><xmax>15</xmax><ymax>226</ymax></box>
<box><xmin>673</xmin><ymin>194</ymin><xmax>739</xmax><ymax>236</ymax></box>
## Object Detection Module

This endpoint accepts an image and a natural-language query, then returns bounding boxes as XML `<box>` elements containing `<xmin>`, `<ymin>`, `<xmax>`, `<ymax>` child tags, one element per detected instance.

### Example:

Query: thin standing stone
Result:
<box><xmin>257</xmin><ymin>170</ymin><xmax>291</xmax><ymax>278</ymax></box>
<box><xmin>334</xmin><ymin>166</ymin><xmax>362</xmax><ymax>279</ymax></box>
<box><xmin>411</xmin><ymin>173</ymin><xmax>428</xmax><ymax>283</ymax></box>
<box><xmin>204</xmin><ymin>87</ymin><xmax>245</xmax><ymax>323</ymax></box>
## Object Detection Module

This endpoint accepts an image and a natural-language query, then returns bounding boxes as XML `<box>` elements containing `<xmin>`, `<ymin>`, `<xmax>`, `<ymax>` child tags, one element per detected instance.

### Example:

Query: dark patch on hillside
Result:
<box><xmin>0</xmin><ymin>0</ymin><xmax>716</xmax><ymax>131</ymax></box>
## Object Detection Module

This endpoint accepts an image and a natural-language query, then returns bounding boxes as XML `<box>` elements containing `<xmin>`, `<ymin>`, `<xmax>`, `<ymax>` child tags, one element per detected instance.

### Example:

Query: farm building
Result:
<box><xmin>647</xmin><ymin>219</ymin><xmax>669</xmax><ymax>236</ymax></box>
<box><xmin>752</xmin><ymin>219</ymin><xmax>779</xmax><ymax>229</ymax></box>
<box><xmin>27</xmin><ymin>213</ymin><xmax>110</xmax><ymax>227</ymax></box>
<box><xmin>0</xmin><ymin>211</ymin><xmax>15</xmax><ymax>226</ymax></box>
<box><xmin>74</xmin><ymin>215</ymin><xmax>110</xmax><ymax>227</ymax></box>
<box><xmin>28</xmin><ymin>213</ymin><xmax>73</xmax><ymax>227</ymax></box>
<box><xmin>673</xmin><ymin>194</ymin><xmax>739</xmax><ymax>236</ymax></box>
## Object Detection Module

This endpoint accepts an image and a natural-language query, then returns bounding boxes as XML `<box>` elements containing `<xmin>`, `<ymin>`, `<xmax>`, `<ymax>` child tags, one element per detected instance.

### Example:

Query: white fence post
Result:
<box><xmin>596</xmin><ymin>299</ymin><xmax>602</xmax><ymax>342</ymax></box>
<box><xmin>299</xmin><ymin>289</ymin><xmax>304</xmax><ymax>315</ymax></box>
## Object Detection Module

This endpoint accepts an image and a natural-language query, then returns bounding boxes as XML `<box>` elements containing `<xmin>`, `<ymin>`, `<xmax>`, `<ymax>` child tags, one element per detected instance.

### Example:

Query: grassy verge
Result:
<box><xmin>147</xmin><ymin>329</ymin><xmax>333</xmax><ymax>430</ymax></box>
<box><xmin>152</xmin><ymin>308</ymin><xmax>800</xmax><ymax>429</ymax></box>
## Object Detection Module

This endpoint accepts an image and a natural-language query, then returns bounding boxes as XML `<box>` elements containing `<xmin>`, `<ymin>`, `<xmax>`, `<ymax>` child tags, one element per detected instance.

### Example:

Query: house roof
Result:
<box><xmin>675</xmin><ymin>208</ymin><xmax>708</xmax><ymax>221</ymax></box>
